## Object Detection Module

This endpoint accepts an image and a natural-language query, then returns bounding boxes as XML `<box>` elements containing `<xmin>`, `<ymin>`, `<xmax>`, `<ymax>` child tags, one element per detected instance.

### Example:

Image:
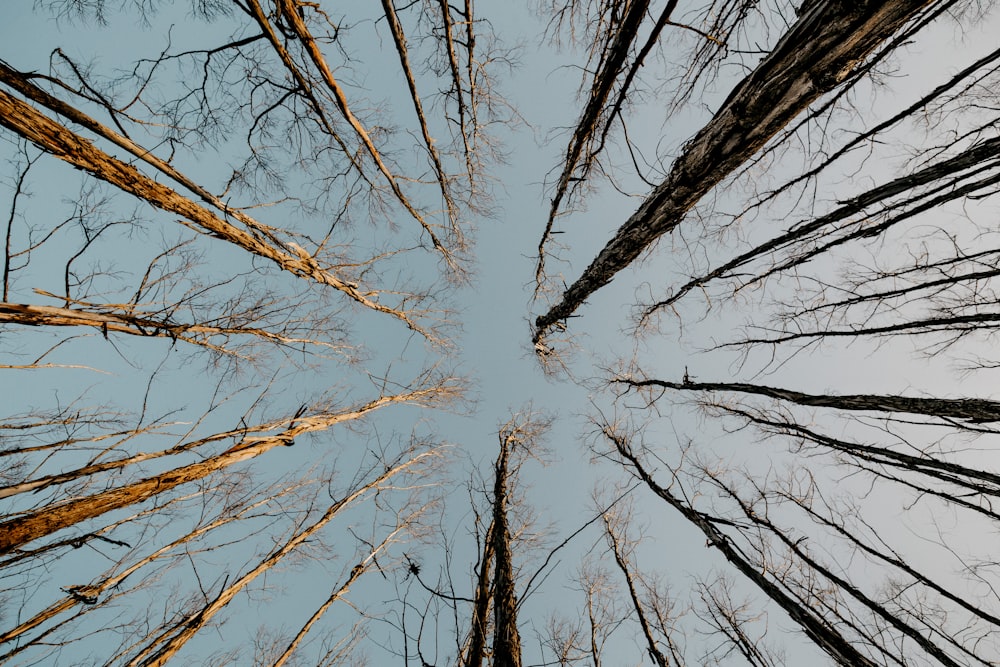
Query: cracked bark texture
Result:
<box><xmin>490</xmin><ymin>426</ymin><xmax>523</xmax><ymax>667</ymax></box>
<box><xmin>534</xmin><ymin>0</ymin><xmax>938</xmax><ymax>345</ymax></box>
<box><xmin>618</xmin><ymin>377</ymin><xmax>1000</xmax><ymax>423</ymax></box>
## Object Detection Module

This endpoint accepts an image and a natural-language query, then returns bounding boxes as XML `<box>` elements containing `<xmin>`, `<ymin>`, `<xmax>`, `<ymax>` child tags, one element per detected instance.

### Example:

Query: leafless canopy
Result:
<box><xmin>0</xmin><ymin>1</ymin><xmax>500</xmax><ymax>664</ymax></box>
<box><xmin>8</xmin><ymin>0</ymin><xmax>1000</xmax><ymax>665</ymax></box>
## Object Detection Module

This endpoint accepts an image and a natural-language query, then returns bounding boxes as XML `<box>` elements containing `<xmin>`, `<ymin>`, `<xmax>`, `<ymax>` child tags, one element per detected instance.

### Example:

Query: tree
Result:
<box><xmin>529</xmin><ymin>0</ymin><xmax>1000</xmax><ymax>664</ymax></box>
<box><xmin>532</xmin><ymin>0</ymin><xmax>951</xmax><ymax>347</ymax></box>
<box><xmin>596</xmin><ymin>372</ymin><xmax>1000</xmax><ymax>664</ymax></box>
<box><xmin>7</xmin><ymin>0</ymin><xmax>1000</xmax><ymax>665</ymax></box>
<box><xmin>390</xmin><ymin>412</ymin><xmax>551</xmax><ymax>667</ymax></box>
<box><xmin>0</xmin><ymin>1</ymin><xmax>498</xmax><ymax>662</ymax></box>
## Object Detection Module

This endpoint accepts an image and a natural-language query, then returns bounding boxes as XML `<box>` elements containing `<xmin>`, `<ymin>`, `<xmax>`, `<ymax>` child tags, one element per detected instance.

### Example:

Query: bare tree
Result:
<box><xmin>528</xmin><ymin>2</ymin><xmax>1000</xmax><ymax>658</ymax></box>
<box><xmin>602</xmin><ymin>506</ymin><xmax>685</xmax><ymax>667</ymax></box>
<box><xmin>533</xmin><ymin>0</ymin><xmax>948</xmax><ymax>349</ymax></box>
<box><xmin>0</xmin><ymin>1</ymin><xmax>502</xmax><ymax>663</ymax></box>
<box><xmin>595</xmin><ymin>360</ymin><xmax>1000</xmax><ymax>666</ymax></box>
<box><xmin>534</xmin><ymin>0</ymin><xmax>756</xmax><ymax>293</ymax></box>
<box><xmin>386</xmin><ymin>411</ymin><xmax>559</xmax><ymax>667</ymax></box>
<box><xmin>10</xmin><ymin>0</ymin><xmax>1000</xmax><ymax>664</ymax></box>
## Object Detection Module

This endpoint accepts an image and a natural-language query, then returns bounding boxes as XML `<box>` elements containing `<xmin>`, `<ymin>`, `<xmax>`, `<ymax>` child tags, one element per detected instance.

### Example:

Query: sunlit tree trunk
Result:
<box><xmin>0</xmin><ymin>384</ymin><xmax>450</xmax><ymax>554</ymax></box>
<box><xmin>490</xmin><ymin>425</ymin><xmax>522</xmax><ymax>667</ymax></box>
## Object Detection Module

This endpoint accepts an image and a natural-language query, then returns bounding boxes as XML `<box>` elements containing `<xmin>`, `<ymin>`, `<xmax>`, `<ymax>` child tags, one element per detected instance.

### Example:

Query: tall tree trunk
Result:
<box><xmin>618</xmin><ymin>376</ymin><xmax>1000</xmax><ymax>422</ymax></box>
<box><xmin>535</xmin><ymin>0</ymin><xmax>937</xmax><ymax>344</ymax></box>
<box><xmin>461</xmin><ymin>518</ymin><xmax>495</xmax><ymax>667</ymax></box>
<box><xmin>0</xmin><ymin>389</ymin><xmax>440</xmax><ymax>554</ymax></box>
<box><xmin>491</xmin><ymin>429</ymin><xmax>522</xmax><ymax>667</ymax></box>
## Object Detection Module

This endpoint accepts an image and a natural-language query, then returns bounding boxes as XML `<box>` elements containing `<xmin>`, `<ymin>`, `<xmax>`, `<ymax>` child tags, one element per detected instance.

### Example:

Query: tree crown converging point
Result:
<box><xmin>3</xmin><ymin>1</ymin><xmax>1000</xmax><ymax>665</ymax></box>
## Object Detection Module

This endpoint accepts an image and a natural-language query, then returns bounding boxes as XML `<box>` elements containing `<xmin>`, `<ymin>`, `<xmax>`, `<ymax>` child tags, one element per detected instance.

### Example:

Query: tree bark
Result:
<box><xmin>619</xmin><ymin>377</ymin><xmax>1000</xmax><ymax>422</ymax></box>
<box><xmin>491</xmin><ymin>430</ymin><xmax>522</xmax><ymax>667</ymax></box>
<box><xmin>535</xmin><ymin>0</ymin><xmax>936</xmax><ymax>343</ymax></box>
<box><xmin>0</xmin><ymin>88</ymin><xmax>430</xmax><ymax>337</ymax></box>
<box><xmin>0</xmin><ymin>390</ymin><xmax>440</xmax><ymax>554</ymax></box>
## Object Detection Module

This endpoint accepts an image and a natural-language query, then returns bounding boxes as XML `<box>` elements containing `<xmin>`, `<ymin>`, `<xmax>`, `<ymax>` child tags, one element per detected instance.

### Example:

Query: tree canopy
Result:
<box><xmin>4</xmin><ymin>1</ymin><xmax>1000</xmax><ymax>665</ymax></box>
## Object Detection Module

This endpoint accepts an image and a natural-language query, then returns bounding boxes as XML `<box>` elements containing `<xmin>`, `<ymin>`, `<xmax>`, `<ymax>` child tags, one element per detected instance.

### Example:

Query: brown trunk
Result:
<box><xmin>380</xmin><ymin>0</ymin><xmax>460</xmax><ymax>239</ymax></box>
<box><xmin>535</xmin><ymin>0</ymin><xmax>936</xmax><ymax>342</ymax></box>
<box><xmin>461</xmin><ymin>518</ymin><xmax>494</xmax><ymax>667</ymax></box>
<box><xmin>0</xmin><ymin>88</ymin><xmax>428</xmax><ymax>336</ymax></box>
<box><xmin>0</xmin><ymin>60</ymin><xmax>281</xmax><ymax>245</ymax></box>
<box><xmin>125</xmin><ymin>453</ymin><xmax>431</xmax><ymax>667</ymax></box>
<box><xmin>0</xmin><ymin>300</ymin><xmax>325</xmax><ymax>356</ymax></box>
<box><xmin>270</xmin><ymin>521</ymin><xmax>409</xmax><ymax>667</ymax></box>
<box><xmin>490</xmin><ymin>432</ymin><xmax>522</xmax><ymax>667</ymax></box>
<box><xmin>0</xmin><ymin>391</ymin><xmax>437</xmax><ymax>554</ymax></box>
<box><xmin>268</xmin><ymin>0</ymin><xmax>451</xmax><ymax>262</ymax></box>
<box><xmin>0</xmin><ymin>487</ymin><xmax>289</xmax><ymax>646</ymax></box>
<box><xmin>0</xmin><ymin>412</ymin><xmax>304</xmax><ymax>500</ymax></box>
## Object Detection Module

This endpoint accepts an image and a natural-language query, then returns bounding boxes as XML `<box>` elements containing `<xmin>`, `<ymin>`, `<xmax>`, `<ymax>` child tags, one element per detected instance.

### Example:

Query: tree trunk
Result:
<box><xmin>535</xmin><ymin>0</ymin><xmax>936</xmax><ymax>343</ymax></box>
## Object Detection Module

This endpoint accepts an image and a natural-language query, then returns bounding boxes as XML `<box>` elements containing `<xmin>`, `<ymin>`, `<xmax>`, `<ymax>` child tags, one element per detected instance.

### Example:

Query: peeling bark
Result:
<box><xmin>0</xmin><ymin>300</ymin><xmax>334</xmax><ymax>357</ymax></box>
<box><xmin>0</xmin><ymin>83</ymin><xmax>432</xmax><ymax>338</ymax></box>
<box><xmin>491</xmin><ymin>428</ymin><xmax>522</xmax><ymax>667</ymax></box>
<box><xmin>535</xmin><ymin>0</ymin><xmax>937</xmax><ymax>345</ymax></box>
<box><xmin>0</xmin><ymin>385</ymin><xmax>447</xmax><ymax>554</ymax></box>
